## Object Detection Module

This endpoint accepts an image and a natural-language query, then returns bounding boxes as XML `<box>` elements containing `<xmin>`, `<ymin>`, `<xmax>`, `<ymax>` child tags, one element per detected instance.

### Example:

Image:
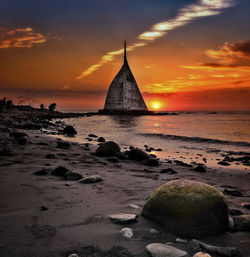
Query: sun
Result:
<box><xmin>151</xmin><ymin>101</ymin><xmax>161</xmax><ymax>110</ymax></box>
<box><xmin>154</xmin><ymin>103</ymin><xmax>159</xmax><ymax>109</ymax></box>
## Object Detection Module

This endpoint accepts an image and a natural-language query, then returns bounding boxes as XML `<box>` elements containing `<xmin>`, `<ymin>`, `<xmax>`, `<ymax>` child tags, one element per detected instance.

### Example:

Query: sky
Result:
<box><xmin>0</xmin><ymin>0</ymin><xmax>250</xmax><ymax>111</ymax></box>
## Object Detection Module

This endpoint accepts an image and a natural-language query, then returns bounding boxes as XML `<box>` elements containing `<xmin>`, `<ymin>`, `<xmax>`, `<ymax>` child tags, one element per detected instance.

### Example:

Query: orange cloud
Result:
<box><xmin>0</xmin><ymin>27</ymin><xmax>54</xmax><ymax>48</ymax></box>
<box><xmin>77</xmin><ymin>0</ymin><xmax>236</xmax><ymax>79</ymax></box>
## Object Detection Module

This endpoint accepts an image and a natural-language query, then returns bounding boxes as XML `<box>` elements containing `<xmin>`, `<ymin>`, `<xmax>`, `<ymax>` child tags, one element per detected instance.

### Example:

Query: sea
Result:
<box><xmin>53</xmin><ymin>112</ymin><xmax>250</xmax><ymax>171</ymax></box>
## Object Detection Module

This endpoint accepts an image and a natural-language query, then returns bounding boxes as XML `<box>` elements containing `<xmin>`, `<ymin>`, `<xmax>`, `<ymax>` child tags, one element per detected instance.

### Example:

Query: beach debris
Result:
<box><xmin>176</xmin><ymin>238</ymin><xmax>188</xmax><ymax>243</ymax></box>
<box><xmin>57</xmin><ymin>139</ymin><xmax>70</xmax><ymax>149</ymax></box>
<box><xmin>149</xmin><ymin>229</ymin><xmax>160</xmax><ymax>235</ymax></box>
<box><xmin>128</xmin><ymin>204</ymin><xmax>140</xmax><ymax>209</ymax></box>
<box><xmin>142</xmin><ymin>180</ymin><xmax>229</xmax><ymax>238</ymax></box>
<box><xmin>106</xmin><ymin>157</ymin><xmax>119</xmax><ymax>163</ymax></box>
<box><xmin>173</xmin><ymin>160</ymin><xmax>193</xmax><ymax>167</ymax></box>
<box><xmin>120</xmin><ymin>228</ymin><xmax>134</xmax><ymax>238</ymax></box>
<box><xmin>128</xmin><ymin>148</ymin><xmax>150</xmax><ymax>161</ymax></box>
<box><xmin>223</xmin><ymin>189</ymin><xmax>242</xmax><ymax>197</ymax></box>
<box><xmin>79</xmin><ymin>175</ymin><xmax>103</xmax><ymax>184</ymax></box>
<box><xmin>9</xmin><ymin>131</ymin><xmax>29</xmax><ymax>145</ymax></box>
<box><xmin>52</xmin><ymin>166</ymin><xmax>69</xmax><ymax>176</ymax></box>
<box><xmin>45</xmin><ymin>153</ymin><xmax>56</xmax><ymax>159</ymax></box>
<box><xmin>218</xmin><ymin>161</ymin><xmax>230</xmax><ymax>166</ymax></box>
<box><xmin>64</xmin><ymin>172</ymin><xmax>83</xmax><ymax>181</ymax></box>
<box><xmin>191</xmin><ymin>239</ymin><xmax>241</xmax><ymax>257</ymax></box>
<box><xmin>230</xmin><ymin>209</ymin><xmax>244</xmax><ymax>216</ymax></box>
<box><xmin>143</xmin><ymin>158</ymin><xmax>160</xmax><ymax>166</ymax></box>
<box><xmin>241</xmin><ymin>202</ymin><xmax>250</xmax><ymax>209</ymax></box>
<box><xmin>233</xmin><ymin>214</ymin><xmax>250</xmax><ymax>231</ymax></box>
<box><xmin>97</xmin><ymin>136</ymin><xmax>105</xmax><ymax>142</ymax></box>
<box><xmin>146</xmin><ymin>243</ymin><xmax>187</xmax><ymax>257</ymax></box>
<box><xmin>40</xmin><ymin>206</ymin><xmax>48</xmax><ymax>211</ymax></box>
<box><xmin>62</xmin><ymin>125</ymin><xmax>77</xmax><ymax>136</ymax></box>
<box><xmin>88</xmin><ymin>134</ymin><xmax>98</xmax><ymax>138</ymax></box>
<box><xmin>160</xmin><ymin>168</ymin><xmax>177</xmax><ymax>174</ymax></box>
<box><xmin>193</xmin><ymin>252</ymin><xmax>211</xmax><ymax>257</ymax></box>
<box><xmin>193</xmin><ymin>165</ymin><xmax>206</xmax><ymax>173</ymax></box>
<box><xmin>95</xmin><ymin>141</ymin><xmax>121</xmax><ymax>157</ymax></box>
<box><xmin>33</xmin><ymin>169</ymin><xmax>52</xmax><ymax>176</ymax></box>
<box><xmin>109</xmin><ymin>213</ymin><xmax>138</xmax><ymax>224</ymax></box>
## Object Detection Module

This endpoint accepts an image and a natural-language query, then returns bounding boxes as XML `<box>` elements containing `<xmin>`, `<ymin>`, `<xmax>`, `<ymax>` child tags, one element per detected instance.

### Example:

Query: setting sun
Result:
<box><xmin>154</xmin><ymin>104</ymin><xmax>159</xmax><ymax>109</ymax></box>
<box><xmin>151</xmin><ymin>101</ymin><xmax>162</xmax><ymax>110</ymax></box>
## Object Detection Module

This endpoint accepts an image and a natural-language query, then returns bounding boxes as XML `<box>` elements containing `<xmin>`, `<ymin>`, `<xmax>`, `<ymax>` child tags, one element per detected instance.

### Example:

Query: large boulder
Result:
<box><xmin>95</xmin><ymin>141</ymin><xmax>120</xmax><ymax>157</ymax></box>
<box><xmin>128</xmin><ymin>148</ymin><xmax>149</xmax><ymax>161</ymax></box>
<box><xmin>142</xmin><ymin>179</ymin><xmax>229</xmax><ymax>238</ymax></box>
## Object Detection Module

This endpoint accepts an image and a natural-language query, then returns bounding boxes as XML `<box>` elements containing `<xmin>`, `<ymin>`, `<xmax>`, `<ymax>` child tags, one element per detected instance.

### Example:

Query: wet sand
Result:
<box><xmin>0</xmin><ymin>109</ymin><xmax>250</xmax><ymax>257</ymax></box>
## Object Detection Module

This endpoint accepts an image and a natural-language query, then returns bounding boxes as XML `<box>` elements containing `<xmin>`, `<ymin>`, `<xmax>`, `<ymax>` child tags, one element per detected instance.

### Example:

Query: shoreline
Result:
<box><xmin>0</xmin><ymin>107</ymin><xmax>250</xmax><ymax>257</ymax></box>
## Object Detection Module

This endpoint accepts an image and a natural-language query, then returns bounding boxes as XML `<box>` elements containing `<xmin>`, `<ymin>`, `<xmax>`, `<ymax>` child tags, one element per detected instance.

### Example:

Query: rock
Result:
<box><xmin>57</xmin><ymin>140</ymin><xmax>70</xmax><ymax>149</ymax></box>
<box><xmin>234</xmin><ymin>214</ymin><xmax>250</xmax><ymax>231</ymax></box>
<box><xmin>143</xmin><ymin>158</ymin><xmax>160</xmax><ymax>166</ymax></box>
<box><xmin>120</xmin><ymin>228</ymin><xmax>133</xmax><ymax>238</ymax></box>
<box><xmin>176</xmin><ymin>238</ymin><xmax>188</xmax><ymax>243</ymax></box>
<box><xmin>88</xmin><ymin>134</ymin><xmax>98</xmax><ymax>138</ymax></box>
<box><xmin>80</xmin><ymin>175</ymin><xmax>103</xmax><ymax>184</ymax></box>
<box><xmin>193</xmin><ymin>252</ymin><xmax>211</xmax><ymax>257</ymax></box>
<box><xmin>128</xmin><ymin>204</ymin><xmax>140</xmax><ymax>209</ymax></box>
<box><xmin>142</xmin><ymin>179</ymin><xmax>229</xmax><ymax>238</ymax></box>
<box><xmin>160</xmin><ymin>168</ymin><xmax>177</xmax><ymax>174</ymax></box>
<box><xmin>68</xmin><ymin>254</ymin><xmax>79</xmax><ymax>257</ymax></box>
<box><xmin>33</xmin><ymin>169</ymin><xmax>51</xmax><ymax>176</ymax></box>
<box><xmin>9</xmin><ymin>131</ymin><xmax>29</xmax><ymax>145</ymax></box>
<box><xmin>191</xmin><ymin>239</ymin><xmax>241</xmax><ymax>257</ymax></box>
<box><xmin>149</xmin><ymin>229</ymin><xmax>160</xmax><ymax>235</ymax></box>
<box><xmin>98</xmin><ymin>137</ymin><xmax>105</xmax><ymax>142</ymax></box>
<box><xmin>146</xmin><ymin>243</ymin><xmax>187</xmax><ymax>257</ymax></box>
<box><xmin>95</xmin><ymin>141</ymin><xmax>120</xmax><ymax>157</ymax></box>
<box><xmin>62</xmin><ymin>125</ymin><xmax>77</xmax><ymax>135</ymax></box>
<box><xmin>155</xmin><ymin>148</ymin><xmax>162</xmax><ymax>151</ymax></box>
<box><xmin>52</xmin><ymin>166</ymin><xmax>69</xmax><ymax>176</ymax></box>
<box><xmin>64</xmin><ymin>172</ymin><xmax>83</xmax><ymax>181</ymax></box>
<box><xmin>128</xmin><ymin>148</ymin><xmax>149</xmax><ymax>161</ymax></box>
<box><xmin>40</xmin><ymin>206</ymin><xmax>48</xmax><ymax>211</ymax></box>
<box><xmin>193</xmin><ymin>165</ymin><xmax>206</xmax><ymax>173</ymax></box>
<box><xmin>228</xmin><ymin>217</ymin><xmax>235</xmax><ymax>231</ymax></box>
<box><xmin>108</xmin><ymin>213</ymin><xmax>138</xmax><ymax>224</ymax></box>
<box><xmin>241</xmin><ymin>202</ymin><xmax>250</xmax><ymax>209</ymax></box>
<box><xmin>223</xmin><ymin>189</ymin><xmax>242</xmax><ymax>197</ymax></box>
<box><xmin>45</xmin><ymin>154</ymin><xmax>56</xmax><ymax>159</ymax></box>
<box><xmin>106</xmin><ymin>157</ymin><xmax>119</xmax><ymax>163</ymax></box>
<box><xmin>229</xmin><ymin>209</ymin><xmax>243</xmax><ymax>216</ymax></box>
<box><xmin>173</xmin><ymin>160</ymin><xmax>193</xmax><ymax>167</ymax></box>
<box><xmin>218</xmin><ymin>161</ymin><xmax>230</xmax><ymax>166</ymax></box>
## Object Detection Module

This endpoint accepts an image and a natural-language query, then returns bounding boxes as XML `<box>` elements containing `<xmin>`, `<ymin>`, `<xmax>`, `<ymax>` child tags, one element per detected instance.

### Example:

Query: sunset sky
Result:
<box><xmin>0</xmin><ymin>0</ymin><xmax>250</xmax><ymax>111</ymax></box>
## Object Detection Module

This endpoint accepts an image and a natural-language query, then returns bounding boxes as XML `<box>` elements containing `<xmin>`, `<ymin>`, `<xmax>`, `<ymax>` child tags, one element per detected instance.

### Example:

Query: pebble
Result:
<box><xmin>109</xmin><ymin>213</ymin><xmax>137</xmax><ymax>224</ymax></box>
<box><xmin>79</xmin><ymin>175</ymin><xmax>103</xmax><ymax>184</ymax></box>
<box><xmin>176</xmin><ymin>238</ymin><xmax>188</xmax><ymax>243</ymax></box>
<box><xmin>149</xmin><ymin>229</ymin><xmax>160</xmax><ymax>235</ymax></box>
<box><xmin>128</xmin><ymin>204</ymin><xmax>140</xmax><ymax>209</ymax></box>
<box><xmin>120</xmin><ymin>228</ymin><xmax>133</xmax><ymax>238</ymax></box>
<box><xmin>193</xmin><ymin>252</ymin><xmax>211</xmax><ymax>257</ymax></box>
<box><xmin>146</xmin><ymin>243</ymin><xmax>187</xmax><ymax>257</ymax></box>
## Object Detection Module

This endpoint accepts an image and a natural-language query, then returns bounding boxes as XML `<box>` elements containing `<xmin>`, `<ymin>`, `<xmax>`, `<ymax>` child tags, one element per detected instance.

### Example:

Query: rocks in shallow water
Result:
<box><xmin>120</xmin><ymin>228</ymin><xmax>134</xmax><ymax>238</ymax></box>
<box><xmin>79</xmin><ymin>175</ymin><xmax>103</xmax><ymax>184</ymax></box>
<box><xmin>193</xmin><ymin>165</ymin><xmax>206</xmax><ymax>173</ymax></box>
<box><xmin>142</xmin><ymin>179</ymin><xmax>229</xmax><ymax>238</ymax></box>
<box><xmin>146</xmin><ymin>243</ymin><xmax>187</xmax><ymax>257</ymax></box>
<box><xmin>233</xmin><ymin>214</ymin><xmax>250</xmax><ymax>231</ymax></box>
<box><xmin>97</xmin><ymin>136</ymin><xmax>105</xmax><ymax>142</ymax></box>
<box><xmin>143</xmin><ymin>158</ymin><xmax>160</xmax><ymax>166</ymax></box>
<box><xmin>128</xmin><ymin>148</ymin><xmax>149</xmax><ymax>161</ymax></box>
<box><xmin>191</xmin><ymin>239</ymin><xmax>241</xmax><ymax>257</ymax></box>
<box><xmin>193</xmin><ymin>252</ymin><xmax>211</xmax><ymax>257</ymax></box>
<box><xmin>109</xmin><ymin>213</ymin><xmax>137</xmax><ymax>224</ymax></box>
<box><xmin>95</xmin><ymin>141</ymin><xmax>120</xmax><ymax>157</ymax></box>
<box><xmin>218</xmin><ymin>161</ymin><xmax>230</xmax><ymax>166</ymax></box>
<box><xmin>52</xmin><ymin>166</ymin><xmax>69</xmax><ymax>176</ymax></box>
<box><xmin>160</xmin><ymin>168</ymin><xmax>177</xmax><ymax>174</ymax></box>
<box><xmin>62</xmin><ymin>125</ymin><xmax>77</xmax><ymax>135</ymax></box>
<box><xmin>230</xmin><ymin>209</ymin><xmax>243</xmax><ymax>216</ymax></box>
<box><xmin>33</xmin><ymin>169</ymin><xmax>52</xmax><ymax>176</ymax></box>
<box><xmin>64</xmin><ymin>172</ymin><xmax>82</xmax><ymax>181</ymax></box>
<box><xmin>223</xmin><ymin>189</ymin><xmax>242</xmax><ymax>197</ymax></box>
<box><xmin>57</xmin><ymin>140</ymin><xmax>70</xmax><ymax>149</ymax></box>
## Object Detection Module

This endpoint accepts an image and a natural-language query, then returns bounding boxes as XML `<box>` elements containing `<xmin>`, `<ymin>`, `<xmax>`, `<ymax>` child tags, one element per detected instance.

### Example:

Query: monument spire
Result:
<box><xmin>124</xmin><ymin>40</ymin><xmax>127</xmax><ymax>64</ymax></box>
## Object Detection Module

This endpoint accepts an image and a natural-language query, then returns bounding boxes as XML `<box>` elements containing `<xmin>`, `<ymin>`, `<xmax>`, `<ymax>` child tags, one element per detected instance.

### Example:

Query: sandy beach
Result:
<box><xmin>0</xmin><ymin>107</ymin><xmax>250</xmax><ymax>257</ymax></box>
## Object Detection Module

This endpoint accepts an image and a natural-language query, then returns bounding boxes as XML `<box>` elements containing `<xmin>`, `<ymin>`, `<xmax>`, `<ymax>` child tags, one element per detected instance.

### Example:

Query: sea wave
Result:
<box><xmin>139</xmin><ymin>133</ymin><xmax>250</xmax><ymax>147</ymax></box>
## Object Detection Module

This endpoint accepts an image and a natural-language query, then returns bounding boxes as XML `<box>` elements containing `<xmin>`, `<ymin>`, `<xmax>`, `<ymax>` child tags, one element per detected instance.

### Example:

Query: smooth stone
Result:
<box><xmin>128</xmin><ymin>148</ymin><xmax>150</xmax><ymax>161</ymax></box>
<box><xmin>109</xmin><ymin>213</ymin><xmax>137</xmax><ymax>224</ymax></box>
<box><xmin>120</xmin><ymin>228</ymin><xmax>134</xmax><ymax>238</ymax></box>
<box><xmin>79</xmin><ymin>175</ymin><xmax>103</xmax><ymax>184</ymax></box>
<box><xmin>193</xmin><ymin>252</ymin><xmax>211</xmax><ymax>257</ymax></box>
<box><xmin>98</xmin><ymin>137</ymin><xmax>105</xmax><ymax>142</ymax></box>
<box><xmin>149</xmin><ymin>229</ymin><xmax>160</xmax><ymax>235</ymax></box>
<box><xmin>129</xmin><ymin>204</ymin><xmax>140</xmax><ymax>209</ymax></box>
<box><xmin>52</xmin><ymin>166</ymin><xmax>69</xmax><ymax>176</ymax></box>
<box><xmin>146</xmin><ymin>243</ymin><xmax>187</xmax><ymax>257</ymax></box>
<box><xmin>95</xmin><ymin>141</ymin><xmax>120</xmax><ymax>157</ymax></box>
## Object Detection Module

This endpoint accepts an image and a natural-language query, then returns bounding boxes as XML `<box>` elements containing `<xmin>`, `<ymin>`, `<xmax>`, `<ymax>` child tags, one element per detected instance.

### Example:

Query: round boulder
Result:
<box><xmin>142</xmin><ymin>179</ymin><xmax>229</xmax><ymax>238</ymax></box>
<box><xmin>95</xmin><ymin>141</ymin><xmax>120</xmax><ymax>157</ymax></box>
<box><xmin>128</xmin><ymin>148</ymin><xmax>149</xmax><ymax>161</ymax></box>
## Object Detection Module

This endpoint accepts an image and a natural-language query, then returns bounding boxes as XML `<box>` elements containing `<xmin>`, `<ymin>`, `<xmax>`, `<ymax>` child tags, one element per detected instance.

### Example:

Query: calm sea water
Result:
<box><xmin>55</xmin><ymin>112</ymin><xmax>250</xmax><ymax>171</ymax></box>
